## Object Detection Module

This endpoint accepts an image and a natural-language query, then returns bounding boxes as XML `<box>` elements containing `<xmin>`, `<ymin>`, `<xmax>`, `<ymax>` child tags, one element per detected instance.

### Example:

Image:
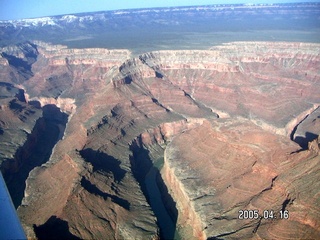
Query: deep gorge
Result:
<box><xmin>129</xmin><ymin>139</ymin><xmax>180</xmax><ymax>240</ymax></box>
<box><xmin>3</xmin><ymin>104</ymin><xmax>68</xmax><ymax>208</ymax></box>
<box><xmin>0</xmin><ymin>39</ymin><xmax>319</xmax><ymax>239</ymax></box>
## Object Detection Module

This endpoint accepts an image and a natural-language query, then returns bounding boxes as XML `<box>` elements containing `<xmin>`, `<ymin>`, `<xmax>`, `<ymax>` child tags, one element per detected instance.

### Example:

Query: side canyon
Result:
<box><xmin>0</xmin><ymin>41</ymin><xmax>319</xmax><ymax>239</ymax></box>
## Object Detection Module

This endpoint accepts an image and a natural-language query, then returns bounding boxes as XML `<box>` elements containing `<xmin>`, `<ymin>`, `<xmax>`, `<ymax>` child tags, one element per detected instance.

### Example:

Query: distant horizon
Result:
<box><xmin>1</xmin><ymin>0</ymin><xmax>320</xmax><ymax>21</ymax></box>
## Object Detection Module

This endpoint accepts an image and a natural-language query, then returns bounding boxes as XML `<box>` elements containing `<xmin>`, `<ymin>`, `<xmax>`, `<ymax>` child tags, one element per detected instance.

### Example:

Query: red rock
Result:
<box><xmin>161</xmin><ymin>120</ymin><xmax>319</xmax><ymax>239</ymax></box>
<box><xmin>0</xmin><ymin>41</ymin><xmax>319</xmax><ymax>239</ymax></box>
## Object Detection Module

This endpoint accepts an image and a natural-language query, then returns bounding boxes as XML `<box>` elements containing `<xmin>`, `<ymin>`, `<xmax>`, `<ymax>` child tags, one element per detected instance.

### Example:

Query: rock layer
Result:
<box><xmin>0</xmin><ymin>41</ymin><xmax>319</xmax><ymax>239</ymax></box>
<box><xmin>162</xmin><ymin>119</ymin><xmax>319</xmax><ymax>239</ymax></box>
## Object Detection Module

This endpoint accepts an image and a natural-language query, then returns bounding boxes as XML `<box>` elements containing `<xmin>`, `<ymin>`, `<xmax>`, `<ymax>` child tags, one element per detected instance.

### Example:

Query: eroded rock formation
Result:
<box><xmin>0</xmin><ymin>41</ymin><xmax>319</xmax><ymax>239</ymax></box>
<box><xmin>162</xmin><ymin>119</ymin><xmax>319</xmax><ymax>239</ymax></box>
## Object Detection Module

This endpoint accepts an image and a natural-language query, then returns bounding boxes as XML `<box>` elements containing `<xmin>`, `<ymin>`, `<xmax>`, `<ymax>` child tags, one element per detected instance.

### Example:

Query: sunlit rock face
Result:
<box><xmin>162</xmin><ymin>120</ymin><xmax>320</xmax><ymax>239</ymax></box>
<box><xmin>0</xmin><ymin>41</ymin><xmax>319</xmax><ymax>239</ymax></box>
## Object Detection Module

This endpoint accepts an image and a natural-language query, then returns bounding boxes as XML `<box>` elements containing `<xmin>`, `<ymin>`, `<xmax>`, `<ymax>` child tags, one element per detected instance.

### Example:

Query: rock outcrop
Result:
<box><xmin>162</xmin><ymin>119</ymin><xmax>319</xmax><ymax>239</ymax></box>
<box><xmin>0</xmin><ymin>41</ymin><xmax>319</xmax><ymax>239</ymax></box>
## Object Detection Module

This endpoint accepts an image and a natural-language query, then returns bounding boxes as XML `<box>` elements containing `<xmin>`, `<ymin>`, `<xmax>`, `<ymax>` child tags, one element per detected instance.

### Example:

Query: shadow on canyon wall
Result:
<box><xmin>1</xmin><ymin>42</ymin><xmax>38</xmax><ymax>83</ymax></box>
<box><xmin>4</xmin><ymin>104</ymin><xmax>68</xmax><ymax>208</ymax></box>
<box><xmin>1</xmin><ymin>52</ymin><xmax>33</xmax><ymax>72</ymax></box>
<box><xmin>130</xmin><ymin>141</ymin><xmax>179</xmax><ymax>240</ymax></box>
<box><xmin>294</xmin><ymin>132</ymin><xmax>319</xmax><ymax>150</ymax></box>
<box><xmin>34</xmin><ymin>216</ymin><xmax>80</xmax><ymax>240</ymax></box>
<box><xmin>80</xmin><ymin>176</ymin><xmax>130</xmax><ymax>210</ymax></box>
<box><xmin>79</xmin><ymin>148</ymin><xmax>126</xmax><ymax>183</ymax></box>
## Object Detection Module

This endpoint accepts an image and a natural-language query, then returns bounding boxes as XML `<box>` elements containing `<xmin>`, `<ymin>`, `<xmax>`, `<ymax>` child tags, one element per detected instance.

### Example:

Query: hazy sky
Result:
<box><xmin>0</xmin><ymin>0</ymin><xmax>319</xmax><ymax>20</ymax></box>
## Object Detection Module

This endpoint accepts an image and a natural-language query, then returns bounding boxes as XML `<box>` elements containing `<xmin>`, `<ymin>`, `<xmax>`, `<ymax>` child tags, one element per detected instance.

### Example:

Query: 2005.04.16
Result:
<box><xmin>238</xmin><ymin>210</ymin><xmax>289</xmax><ymax>219</ymax></box>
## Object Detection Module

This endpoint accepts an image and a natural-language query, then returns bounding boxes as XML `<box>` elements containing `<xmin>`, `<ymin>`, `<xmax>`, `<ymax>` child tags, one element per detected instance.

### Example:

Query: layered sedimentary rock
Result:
<box><xmin>162</xmin><ymin>119</ymin><xmax>319</xmax><ymax>239</ymax></box>
<box><xmin>141</xmin><ymin>42</ymin><xmax>320</xmax><ymax>135</ymax></box>
<box><xmin>0</xmin><ymin>41</ymin><xmax>319</xmax><ymax>239</ymax></box>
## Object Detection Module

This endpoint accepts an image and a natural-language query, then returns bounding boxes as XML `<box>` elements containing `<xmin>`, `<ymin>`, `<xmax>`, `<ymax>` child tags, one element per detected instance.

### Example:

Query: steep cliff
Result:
<box><xmin>0</xmin><ymin>41</ymin><xmax>319</xmax><ymax>239</ymax></box>
<box><xmin>162</xmin><ymin>120</ymin><xmax>319</xmax><ymax>239</ymax></box>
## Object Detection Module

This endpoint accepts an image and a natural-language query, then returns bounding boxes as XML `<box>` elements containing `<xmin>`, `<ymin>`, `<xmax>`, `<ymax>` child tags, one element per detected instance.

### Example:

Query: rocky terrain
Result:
<box><xmin>0</xmin><ymin>40</ymin><xmax>319</xmax><ymax>239</ymax></box>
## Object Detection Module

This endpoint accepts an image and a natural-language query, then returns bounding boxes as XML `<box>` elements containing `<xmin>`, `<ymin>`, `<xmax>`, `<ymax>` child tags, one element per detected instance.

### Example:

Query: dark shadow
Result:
<box><xmin>1</xmin><ymin>54</ymin><xmax>34</xmax><ymax>83</ymax></box>
<box><xmin>28</xmin><ymin>100</ymin><xmax>42</xmax><ymax>109</ymax></box>
<box><xmin>79</xmin><ymin>148</ymin><xmax>126</xmax><ymax>183</ymax></box>
<box><xmin>3</xmin><ymin>105</ymin><xmax>68</xmax><ymax>208</ymax></box>
<box><xmin>15</xmin><ymin>89</ymin><xmax>27</xmax><ymax>102</ymax></box>
<box><xmin>1</xmin><ymin>52</ymin><xmax>32</xmax><ymax>72</ymax></box>
<box><xmin>1</xmin><ymin>42</ymin><xmax>38</xmax><ymax>83</ymax></box>
<box><xmin>294</xmin><ymin>132</ymin><xmax>318</xmax><ymax>150</ymax></box>
<box><xmin>281</xmin><ymin>198</ymin><xmax>291</xmax><ymax>212</ymax></box>
<box><xmin>156</xmin><ymin>170</ymin><xmax>178</xmax><ymax>227</ymax></box>
<box><xmin>34</xmin><ymin>216</ymin><xmax>80</xmax><ymax>240</ymax></box>
<box><xmin>124</xmin><ymin>76</ymin><xmax>132</xmax><ymax>84</ymax></box>
<box><xmin>130</xmin><ymin>140</ymin><xmax>178</xmax><ymax>240</ymax></box>
<box><xmin>80</xmin><ymin>177</ymin><xmax>130</xmax><ymax>210</ymax></box>
<box><xmin>42</xmin><ymin>104</ymin><xmax>69</xmax><ymax>124</ymax></box>
<box><xmin>151</xmin><ymin>97</ymin><xmax>170</xmax><ymax>112</ymax></box>
<box><xmin>155</xmin><ymin>71</ymin><xmax>164</xmax><ymax>79</ymax></box>
<box><xmin>0</xmin><ymin>82</ymin><xmax>14</xmax><ymax>88</ymax></box>
<box><xmin>129</xmin><ymin>142</ymin><xmax>153</xmax><ymax>185</ymax></box>
<box><xmin>9</xmin><ymin>99</ymin><xmax>25</xmax><ymax>112</ymax></box>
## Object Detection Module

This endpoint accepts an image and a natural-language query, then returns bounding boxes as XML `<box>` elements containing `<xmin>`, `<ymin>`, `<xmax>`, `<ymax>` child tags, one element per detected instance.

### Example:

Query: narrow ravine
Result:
<box><xmin>4</xmin><ymin>104</ymin><xmax>68</xmax><ymax>208</ymax></box>
<box><xmin>145</xmin><ymin>165</ymin><xmax>180</xmax><ymax>240</ymax></box>
<box><xmin>130</xmin><ymin>142</ymin><xmax>180</xmax><ymax>239</ymax></box>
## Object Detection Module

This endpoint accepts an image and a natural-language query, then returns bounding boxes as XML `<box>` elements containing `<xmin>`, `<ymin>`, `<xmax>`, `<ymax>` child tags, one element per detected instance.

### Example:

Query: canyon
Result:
<box><xmin>0</xmin><ymin>40</ymin><xmax>319</xmax><ymax>239</ymax></box>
